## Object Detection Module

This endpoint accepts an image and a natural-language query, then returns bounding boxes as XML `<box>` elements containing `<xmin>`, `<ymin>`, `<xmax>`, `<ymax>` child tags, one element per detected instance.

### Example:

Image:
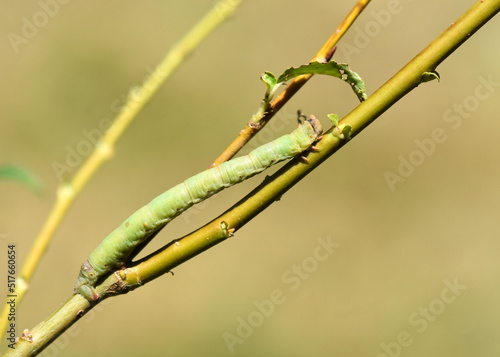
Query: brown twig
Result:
<box><xmin>210</xmin><ymin>0</ymin><xmax>372</xmax><ymax>167</ymax></box>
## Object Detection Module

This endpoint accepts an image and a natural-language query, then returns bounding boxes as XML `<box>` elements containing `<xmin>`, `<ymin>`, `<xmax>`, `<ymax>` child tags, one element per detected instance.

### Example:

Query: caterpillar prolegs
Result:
<box><xmin>74</xmin><ymin>116</ymin><xmax>322</xmax><ymax>300</ymax></box>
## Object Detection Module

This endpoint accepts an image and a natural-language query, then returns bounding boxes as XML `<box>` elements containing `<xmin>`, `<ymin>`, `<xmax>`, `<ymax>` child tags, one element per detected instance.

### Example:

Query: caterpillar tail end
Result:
<box><xmin>74</xmin><ymin>281</ymin><xmax>100</xmax><ymax>302</ymax></box>
<box><xmin>74</xmin><ymin>260</ymin><xmax>100</xmax><ymax>302</ymax></box>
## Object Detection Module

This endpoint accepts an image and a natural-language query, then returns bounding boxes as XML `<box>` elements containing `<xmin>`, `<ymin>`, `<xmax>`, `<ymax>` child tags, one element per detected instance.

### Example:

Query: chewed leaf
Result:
<box><xmin>0</xmin><ymin>164</ymin><xmax>43</xmax><ymax>194</ymax></box>
<box><xmin>277</xmin><ymin>61</ymin><xmax>367</xmax><ymax>102</ymax></box>
<box><xmin>261</xmin><ymin>71</ymin><xmax>277</xmax><ymax>90</ymax></box>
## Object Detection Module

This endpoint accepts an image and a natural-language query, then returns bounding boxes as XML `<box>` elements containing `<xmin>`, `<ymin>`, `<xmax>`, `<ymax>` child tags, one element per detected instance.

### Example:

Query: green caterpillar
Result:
<box><xmin>74</xmin><ymin>116</ymin><xmax>322</xmax><ymax>300</ymax></box>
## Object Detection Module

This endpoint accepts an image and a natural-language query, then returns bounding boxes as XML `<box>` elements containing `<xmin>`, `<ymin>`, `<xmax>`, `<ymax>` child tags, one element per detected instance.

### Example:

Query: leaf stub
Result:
<box><xmin>421</xmin><ymin>70</ymin><xmax>440</xmax><ymax>83</ymax></box>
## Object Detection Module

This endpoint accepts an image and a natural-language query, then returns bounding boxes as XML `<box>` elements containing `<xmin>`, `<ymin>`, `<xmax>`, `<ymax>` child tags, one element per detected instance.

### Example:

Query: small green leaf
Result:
<box><xmin>340</xmin><ymin>124</ymin><xmax>352</xmax><ymax>140</ymax></box>
<box><xmin>260</xmin><ymin>72</ymin><xmax>277</xmax><ymax>90</ymax></box>
<box><xmin>421</xmin><ymin>70</ymin><xmax>440</xmax><ymax>83</ymax></box>
<box><xmin>277</xmin><ymin>61</ymin><xmax>367</xmax><ymax>102</ymax></box>
<box><xmin>332</xmin><ymin>124</ymin><xmax>352</xmax><ymax>140</ymax></box>
<box><xmin>327</xmin><ymin>113</ymin><xmax>340</xmax><ymax>127</ymax></box>
<box><xmin>0</xmin><ymin>164</ymin><xmax>43</xmax><ymax>194</ymax></box>
<box><xmin>252</xmin><ymin>72</ymin><xmax>280</xmax><ymax>124</ymax></box>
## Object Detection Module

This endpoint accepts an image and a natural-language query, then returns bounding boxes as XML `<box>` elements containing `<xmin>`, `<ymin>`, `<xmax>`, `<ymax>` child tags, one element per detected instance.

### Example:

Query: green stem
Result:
<box><xmin>3</xmin><ymin>295</ymin><xmax>89</xmax><ymax>357</ymax></box>
<box><xmin>3</xmin><ymin>271</ymin><xmax>125</xmax><ymax>357</ymax></box>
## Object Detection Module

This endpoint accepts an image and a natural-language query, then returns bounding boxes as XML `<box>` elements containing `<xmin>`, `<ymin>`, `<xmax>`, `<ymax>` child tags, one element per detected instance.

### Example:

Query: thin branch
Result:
<box><xmin>0</xmin><ymin>0</ymin><xmax>243</xmax><ymax>342</ymax></box>
<box><xmin>210</xmin><ymin>0</ymin><xmax>371</xmax><ymax>167</ymax></box>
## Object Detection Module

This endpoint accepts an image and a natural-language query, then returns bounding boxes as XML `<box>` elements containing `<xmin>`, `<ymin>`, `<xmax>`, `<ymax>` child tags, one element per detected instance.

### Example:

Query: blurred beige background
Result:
<box><xmin>1</xmin><ymin>1</ymin><xmax>499</xmax><ymax>356</ymax></box>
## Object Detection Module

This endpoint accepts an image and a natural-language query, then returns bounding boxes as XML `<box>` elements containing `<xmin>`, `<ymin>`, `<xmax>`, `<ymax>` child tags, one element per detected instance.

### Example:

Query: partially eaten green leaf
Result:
<box><xmin>277</xmin><ymin>61</ymin><xmax>367</xmax><ymax>102</ymax></box>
